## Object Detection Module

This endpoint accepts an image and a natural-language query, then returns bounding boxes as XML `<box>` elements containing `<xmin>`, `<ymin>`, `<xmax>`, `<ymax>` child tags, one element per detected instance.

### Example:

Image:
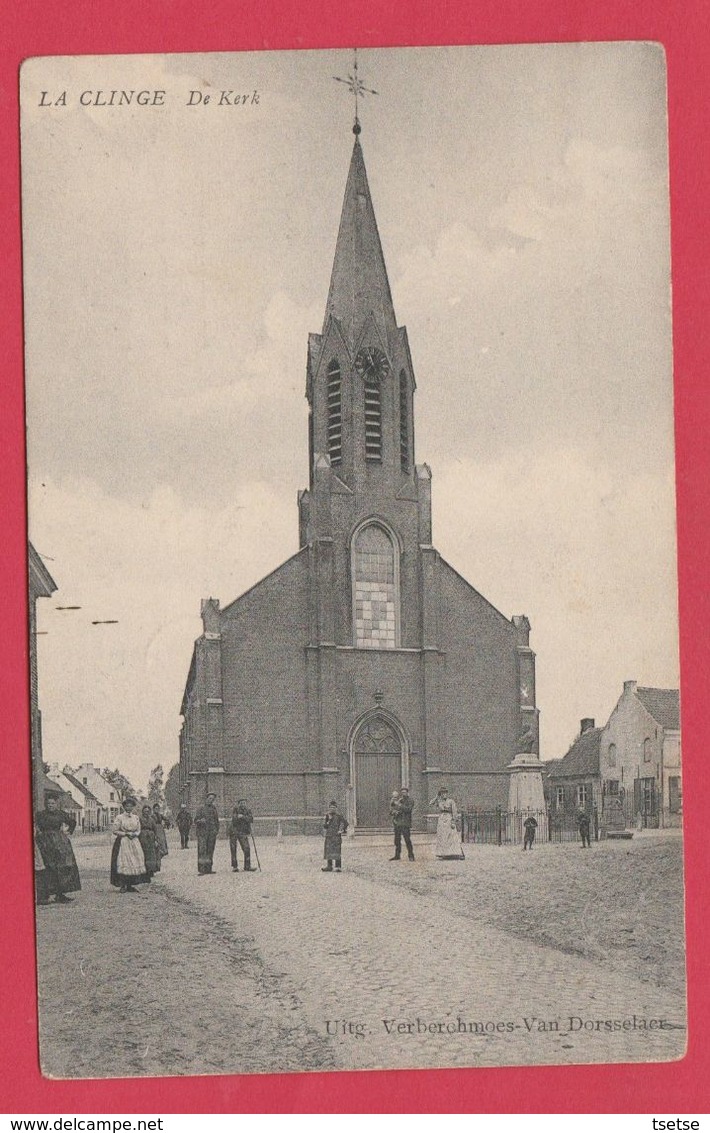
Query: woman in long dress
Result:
<box><xmin>34</xmin><ymin>833</ymin><xmax>51</xmax><ymax>905</ymax></box>
<box><xmin>111</xmin><ymin>797</ymin><xmax>149</xmax><ymax>892</ymax></box>
<box><xmin>152</xmin><ymin>804</ymin><xmax>169</xmax><ymax>863</ymax></box>
<box><xmin>430</xmin><ymin>787</ymin><xmax>465</xmax><ymax>860</ymax></box>
<box><xmin>35</xmin><ymin>793</ymin><xmax>81</xmax><ymax>902</ymax></box>
<box><xmin>138</xmin><ymin>805</ymin><xmax>160</xmax><ymax>878</ymax></box>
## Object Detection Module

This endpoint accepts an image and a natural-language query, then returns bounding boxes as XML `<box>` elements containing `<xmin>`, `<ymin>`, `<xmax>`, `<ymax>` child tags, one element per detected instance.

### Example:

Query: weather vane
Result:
<box><xmin>333</xmin><ymin>48</ymin><xmax>378</xmax><ymax>135</ymax></box>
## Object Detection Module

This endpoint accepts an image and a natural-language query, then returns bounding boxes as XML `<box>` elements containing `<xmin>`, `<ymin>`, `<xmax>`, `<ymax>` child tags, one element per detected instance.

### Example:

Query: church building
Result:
<box><xmin>179</xmin><ymin>126</ymin><xmax>538</xmax><ymax>831</ymax></box>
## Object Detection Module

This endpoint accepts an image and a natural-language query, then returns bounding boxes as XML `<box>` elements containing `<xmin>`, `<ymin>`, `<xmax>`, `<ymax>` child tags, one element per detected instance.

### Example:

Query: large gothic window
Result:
<box><xmin>326</xmin><ymin>360</ymin><xmax>342</xmax><ymax>466</ymax></box>
<box><xmin>352</xmin><ymin>523</ymin><xmax>398</xmax><ymax>649</ymax></box>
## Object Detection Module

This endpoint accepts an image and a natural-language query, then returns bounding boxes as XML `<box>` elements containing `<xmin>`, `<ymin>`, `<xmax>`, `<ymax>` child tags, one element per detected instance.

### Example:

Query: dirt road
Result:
<box><xmin>35</xmin><ymin>831</ymin><xmax>686</xmax><ymax>1078</ymax></box>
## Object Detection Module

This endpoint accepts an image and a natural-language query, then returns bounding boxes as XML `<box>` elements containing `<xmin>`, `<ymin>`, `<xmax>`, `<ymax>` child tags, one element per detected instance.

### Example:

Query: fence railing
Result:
<box><xmin>461</xmin><ymin>808</ymin><xmax>547</xmax><ymax>845</ymax></box>
<box><xmin>461</xmin><ymin>807</ymin><xmax>601</xmax><ymax>845</ymax></box>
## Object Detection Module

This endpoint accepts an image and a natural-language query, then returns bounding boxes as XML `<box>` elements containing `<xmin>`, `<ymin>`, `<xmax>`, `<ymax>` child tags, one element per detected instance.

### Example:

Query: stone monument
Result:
<box><xmin>508</xmin><ymin>727</ymin><xmax>548</xmax><ymax>840</ymax></box>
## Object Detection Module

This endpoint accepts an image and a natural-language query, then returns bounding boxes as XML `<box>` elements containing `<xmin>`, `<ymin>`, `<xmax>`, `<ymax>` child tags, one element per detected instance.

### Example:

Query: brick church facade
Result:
<box><xmin>179</xmin><ymin>134</ymin><xmax>538</xmax><ymax>831</ymax></box>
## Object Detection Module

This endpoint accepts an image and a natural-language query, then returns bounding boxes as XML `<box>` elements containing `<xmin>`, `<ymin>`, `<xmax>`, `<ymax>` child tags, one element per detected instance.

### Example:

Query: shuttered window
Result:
<box><xmin>327</xmin><ymin>360</ymin><xmax>342</xmax><ymax>466</ymax></box>
<box><xmin>364</xmin><ymin>379</ymin><xmax>382</xmax><ymax>461</ymax></box>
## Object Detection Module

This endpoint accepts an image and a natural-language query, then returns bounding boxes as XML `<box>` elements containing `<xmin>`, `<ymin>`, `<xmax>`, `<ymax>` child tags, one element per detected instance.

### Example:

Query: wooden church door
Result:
<box><xmin>353</xmin><ymin>717</ymin><xmax>403</xmax><ymax>830</ymax></box>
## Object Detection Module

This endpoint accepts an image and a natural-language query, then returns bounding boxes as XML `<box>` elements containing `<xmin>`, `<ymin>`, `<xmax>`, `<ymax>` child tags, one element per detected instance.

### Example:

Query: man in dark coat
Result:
<box><xmin>577</xmin><ymin>808</ymin><xmax>592</xmax><ymax>848</ymax></box>
<box><xmin>390</xmin><ymin>787</ymin><xmax>415</xmax><ymax>861</ymax></box>
<box><xmin>176</xmin><ymin>804</ymin><xmax>192</xmax><ymax>848</ymax></box>
<box><xmin>229</xmin><ymin>800</ymin><xmax>256</xmax><ymax>871</ymax></box>
<box><xmin>322</xmin><ymin>801</ymin><xmax>348</xmax><ymax>871</ymax></box>
<box><xmin>523</xmin><ymin>814</ymin><xmax>538</xmax><ymax>850</ymax></box>
<box><xmin>194</xmin><ymin>793</ymin><xmax>220</xmax><ymax>874</ymax></box>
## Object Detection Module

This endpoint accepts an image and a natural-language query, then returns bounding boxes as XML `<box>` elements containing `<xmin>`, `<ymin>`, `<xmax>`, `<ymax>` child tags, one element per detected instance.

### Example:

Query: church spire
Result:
<box><xmin>302</xmin><ymin>89</ymin><xmax>419</xmax><ymax>521</ymax></box>
<box><xmin>322</xmin><ymin>138</ymin><xmax>398</xmax><ymax>355</ymax></box>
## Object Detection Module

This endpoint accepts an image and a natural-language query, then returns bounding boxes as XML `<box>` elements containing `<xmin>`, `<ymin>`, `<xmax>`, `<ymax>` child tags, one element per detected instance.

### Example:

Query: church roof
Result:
<box><xmin>323</xmin><ymin>138</ymin><xmax>398</xmax><ymax>354</ymax></box>
<box><xmin>635</xmin><ymin>686</ymin><xmax>680</xmax><ymax>730</ymax></box>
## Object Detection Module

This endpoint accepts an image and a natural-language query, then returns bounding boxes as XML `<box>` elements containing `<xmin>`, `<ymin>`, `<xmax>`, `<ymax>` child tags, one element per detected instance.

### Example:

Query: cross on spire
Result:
<box><xmin>333</xmin><ymin>48</ymin><xmax>378</xmax><ymax>136</ymax></box>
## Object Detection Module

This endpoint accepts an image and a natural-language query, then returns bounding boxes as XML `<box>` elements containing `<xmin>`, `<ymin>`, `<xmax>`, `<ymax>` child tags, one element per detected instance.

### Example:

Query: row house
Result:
<box><xmin>61</xmin><ymin>771</ymin><xmax>102</xmax><ymax>832</ymax></box>
<box><xmin>46</xmin><ymin>763</ymin><xmax>86</xmax><ymax>826</ymax></box>
<box><xmin>72</xmin><ymin>763</ymin><xmax>122</xmax><ymax>827</ymax></box>
<box><xmin>544</xmin><ymin>681</ymin><xmax>681</xmax><ymax>832</ymax></box>
<box><xmin>29</xmin><ymin>543</ymin><xmax>59</xmax><ymax>811</ymax></box>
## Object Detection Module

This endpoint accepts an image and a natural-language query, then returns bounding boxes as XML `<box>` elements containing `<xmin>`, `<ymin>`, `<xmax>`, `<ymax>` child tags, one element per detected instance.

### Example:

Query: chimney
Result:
<box><xmin>580</xmin><ymin>718</ymin><xmax>595</xmax><ymax>734</ymax></box>
<box><xmin>624</xmin><ymin>680</ymin><xmax>637</xmax><ymax>695</ymax></box>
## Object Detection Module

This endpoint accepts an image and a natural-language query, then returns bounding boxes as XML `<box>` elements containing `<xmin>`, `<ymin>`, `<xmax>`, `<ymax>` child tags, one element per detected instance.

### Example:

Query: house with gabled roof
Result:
<box><xmin>543</xmin><ymin>718</ymin><xmax>603</xmax><ymax>830</ymax></box>
<box><xmin>46</xmin><ymin>763</ymin><xmax>86</xmax><ymax>827</ymax></box>
<box><xmin>599</xmin><ymin>680</ymin><xmax>681</xmax><ymax>829</ymax></box>
<box><xmin>545</xmin><ymin>681</ymin><xmax>681</xmax><ymax>834</ymax></box>
<box><xmin>60</xmin><ymin>770</ymin><xmax>103</xmax><ymax>833</ymax></box>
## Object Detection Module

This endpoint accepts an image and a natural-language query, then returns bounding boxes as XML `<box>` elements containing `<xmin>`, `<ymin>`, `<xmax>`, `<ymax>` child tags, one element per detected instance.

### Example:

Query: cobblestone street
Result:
<box><xmin>36</xmin><ymin>830</ymin><xmax>686</xmax><ymax>1078</ymax></box>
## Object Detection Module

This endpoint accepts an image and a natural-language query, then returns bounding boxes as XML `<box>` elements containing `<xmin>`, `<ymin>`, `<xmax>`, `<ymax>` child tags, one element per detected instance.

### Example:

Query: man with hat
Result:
<box><xmin>194</xmin><ymin>792</ymin><xmax>220</xmax><ymax>874</ymax></box>
<box><xmin>390</xmin><ymin>786</ymin><xmax>415</xmax><ymax>861</ymax></box>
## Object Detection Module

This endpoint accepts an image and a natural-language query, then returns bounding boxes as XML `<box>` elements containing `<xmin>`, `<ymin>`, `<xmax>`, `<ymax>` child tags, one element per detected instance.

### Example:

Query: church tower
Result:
<box><xmin>180</xmin><ymin>114</ymin><xmax>538</xmax><ymax>832</ymax></box>
<box><xmin>298</xmin><ymin>134</ymin><xmax>432</xmax><ymax>656</ymax></box>
<box><xmin>304</xmin><ymin>136</ymin><xmax>416</xmax><ymax>498</ymax></box>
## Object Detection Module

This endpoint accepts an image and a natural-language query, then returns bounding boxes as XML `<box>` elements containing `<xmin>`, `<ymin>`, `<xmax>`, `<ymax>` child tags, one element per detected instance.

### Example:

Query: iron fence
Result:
<box><xmin>462</xmin><ymin>807</ymin><xmax>601</xmax><ymax>845</ymax></box>
<box><xmin>461</xmin><ymin>808</ymin><xmax>548</xmax><ymax>845</ymax></box>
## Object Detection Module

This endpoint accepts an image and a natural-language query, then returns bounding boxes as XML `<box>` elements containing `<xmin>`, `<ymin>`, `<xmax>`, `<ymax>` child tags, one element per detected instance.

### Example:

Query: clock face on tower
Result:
<box><xmin>354</xmin><ymin>346</ymin><xmax>391</xmax><ymax>381</ymax></box>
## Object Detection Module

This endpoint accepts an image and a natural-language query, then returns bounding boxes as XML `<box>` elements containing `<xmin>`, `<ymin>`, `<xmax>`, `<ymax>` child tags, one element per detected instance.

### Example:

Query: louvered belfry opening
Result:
<box><xmin>326</xmin><ymin>359</ymin><xmax>342</xmax><ymax>466</ymax></box>
<box><xmin>364</xmin><ymin>378</ymin><xmax>382</xmax><ymax>461</ymax></box>
<box><xmin>399</xmin><ymin>369</ymin><xmax>409</xmax><ymax>472</ymax></box>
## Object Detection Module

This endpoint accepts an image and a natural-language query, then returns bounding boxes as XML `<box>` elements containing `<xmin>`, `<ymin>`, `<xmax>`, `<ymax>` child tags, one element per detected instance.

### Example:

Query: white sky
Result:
<box><xmin>21</xmin><ymin>44</ymin><xmax>677</xmax><ymax>792</ymax></box>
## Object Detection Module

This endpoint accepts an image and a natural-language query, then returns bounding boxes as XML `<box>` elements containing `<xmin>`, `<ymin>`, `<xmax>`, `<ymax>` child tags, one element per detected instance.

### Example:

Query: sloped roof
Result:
<box><xmin>548</xmin><ymin>727</ymin><xmax>602</xmax><ymax>778</ymax></box>
<box><xmin>39</xmin><ymin>770</ymin><xmax>76</xmax><ymax>809</ymax></box>
<box><xmin>61</xmin><ymin>770</ymin><xmax>101</xmax><ymax>805</ymax></box>
<box><xmin>28</xmin><ymin>543</ymin><xmax>57</xmax><ymax>599</ymax></box>
<box><xmin>541</xmin><ymin>758</ymin><xmax>564</xmax><ymax>776</ymax></box>
<box><xmin>636</xmin><ymin>687</ymin><xmax>680</xmax><ymax>730</ymax></box>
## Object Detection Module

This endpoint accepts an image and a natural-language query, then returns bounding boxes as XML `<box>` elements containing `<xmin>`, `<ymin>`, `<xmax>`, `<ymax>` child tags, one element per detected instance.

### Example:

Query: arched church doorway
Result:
<box><xmin>351</xmin><ymin>714</ymin><xmax>407</xmax><ymax>830</ymax></box>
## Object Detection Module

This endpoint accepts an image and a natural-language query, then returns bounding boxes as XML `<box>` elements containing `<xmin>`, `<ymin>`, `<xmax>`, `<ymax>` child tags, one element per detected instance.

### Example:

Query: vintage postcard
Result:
<box><xmin>22</xmin><ymin>45</ymin><xmax>684</xmax><ymax>1078</ymax></box>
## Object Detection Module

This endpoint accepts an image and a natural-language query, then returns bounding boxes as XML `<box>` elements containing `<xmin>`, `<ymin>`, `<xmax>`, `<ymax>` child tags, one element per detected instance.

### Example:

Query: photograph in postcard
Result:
<box><xmin>21</xmin><ymin>45</ymin><xmax>684</xmax><ymax>1077</ymax></box>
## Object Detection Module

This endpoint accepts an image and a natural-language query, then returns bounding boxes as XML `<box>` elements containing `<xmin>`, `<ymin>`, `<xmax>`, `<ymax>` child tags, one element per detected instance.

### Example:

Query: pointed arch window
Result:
<box><xmin>327</xmin><ymin>360</ymin><xmax>342</xmax><ymax>467</ymax></box>
<box><xmin>399</xmin><ymin>369</ymin><xmax>410</xmax><ymax>472</ymax></box>
<box><xmin>352</xmin><ymin>523</ymin><xmax>399</xmax><ymax>649</ymax></box>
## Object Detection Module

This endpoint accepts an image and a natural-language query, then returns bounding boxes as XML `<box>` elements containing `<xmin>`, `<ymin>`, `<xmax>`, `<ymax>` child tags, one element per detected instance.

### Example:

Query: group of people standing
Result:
<box><xmin>175</xmin><ymin>795</ymin><xmax>258</xmax><ymax>875</ymax></box>
<box><xmin>33</xmin><ymin>792</ymin><xmax>171</xmax><ymax>903</ymax></box>
<box><xmin>324</xmin><ymin>786</ymin><xmax>466</xmax><ymax>870</ymax></box>
<box><xmin>41</xmin><ymin>782</ymin><xmax>585</xmax><ymax>903</ymax></box>
<box><xmin>110</xmin><ymin>798</ymin><xmax>170</xmax><ymax>892</ymax></box>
